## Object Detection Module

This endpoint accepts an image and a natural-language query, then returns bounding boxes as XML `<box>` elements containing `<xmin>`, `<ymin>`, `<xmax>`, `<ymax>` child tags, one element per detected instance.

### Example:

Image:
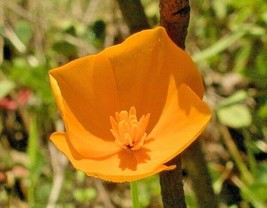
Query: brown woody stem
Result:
<box><xmin>116</xmin><ymin>0</ymin><xmax>150</xmax><ymax>34</ymax></box>
<box><xmin>159</xmin><ymin>1</ymin><xmax>218</xmax><ymax>208</ymax></box>
<box><xmin>117</xmin><ymin>0</ymin><xmax>217</xmax><ymax>207</ymax></box>
<box><xmin>159</xmin><ymin>157</ymin><xmax>186</xmax><ymax>208</ymax></box>
<box><xmin>159</xmin><ymin>0</ymin><xmax>190</xmax><ymax>49</ymax></box>
<box><xmin>159</xmin><ymin>1</ymin><xmax>190</xmax><ymax>207</ymax></box>
<box><xmin>182</xmin><ymin>139</ymin><xmax>219</xmax><ymax>208</ymax></box>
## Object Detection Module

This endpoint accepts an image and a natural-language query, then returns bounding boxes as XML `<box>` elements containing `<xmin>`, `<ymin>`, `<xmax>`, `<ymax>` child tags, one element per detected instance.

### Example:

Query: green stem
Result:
<box><xmin>130</xmin><ymin>181</ymin><xmax>141</xmax><ymax>208</ymax></box>
<box><xmin>220</xmin><ymin>125</ymin><xmax>253</xmax><ymax>184</ymax></box>
<box><xmin>243</xmin><ymin>129</ymin><xmax>257</xmax><ymax>176</ymax></box>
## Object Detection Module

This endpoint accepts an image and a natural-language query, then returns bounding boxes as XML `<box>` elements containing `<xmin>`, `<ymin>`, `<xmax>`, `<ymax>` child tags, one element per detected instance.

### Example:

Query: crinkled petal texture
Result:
<box><xmin>49</xmin><ymin>26</ymin><xmax>211</xmax><ymax>182</ymax></box>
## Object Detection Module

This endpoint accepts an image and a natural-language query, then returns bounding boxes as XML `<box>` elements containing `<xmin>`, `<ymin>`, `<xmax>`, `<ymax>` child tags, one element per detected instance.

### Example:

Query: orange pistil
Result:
<box><xmin>110</xmin><ymin>107</ymin><xmax>150</xmax><ymax>150</ymax></box>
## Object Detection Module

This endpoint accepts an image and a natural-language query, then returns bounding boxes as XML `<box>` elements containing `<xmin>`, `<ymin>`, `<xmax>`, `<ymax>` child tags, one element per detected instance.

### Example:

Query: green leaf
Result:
<box><xmin>14</xmin><ymin>21</ymin><xmax>33</xmax><ymax>45</ymax></box>
<box><xmin>249</xmin><ymin>183</ymin><xmax>267</xmax><ymax>201</ymax></box>
<box><xmin>73</xmin><ymin>188</ymin><xmax>97</xmax><ymax>203</ymax></box>
<box><xmin>0</xmin><ymin>80</ymin><xmax>16</xmax><ymax>99</ymax></box>
<box><xmin>258</xmin><ymin>104</ymin><xmax>267</xmax><ymax>119</ymax></box>
<box><xmin>212</xmin><ymin>0</ymin><xmax>227</xmax><ymax>19</ymax></box>
<box><xmin>52</xmin><ymin>41</ymin><xmax>77</xmax><ymax>57</ymax></box>
<box><xmin>218</xmin><ymin>90</ymin><xmax>248</xmax><ymax>108</ymax></box>
<box><xmin>248</xmin><ymin>163</ymin><xmax>267</xmax><ymax>202</ymax></box>
<box><xmin>217</xmin><ymin>104</ymin><xmax>252</xmax><ymax>128</ymax></box>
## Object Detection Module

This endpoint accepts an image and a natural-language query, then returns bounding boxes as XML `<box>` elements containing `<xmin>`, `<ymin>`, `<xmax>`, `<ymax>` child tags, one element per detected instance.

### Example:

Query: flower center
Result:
<box><xmin>110</xmin><ymin>107</ymin><xmax>150</xmax><ymax>150</ymax></box>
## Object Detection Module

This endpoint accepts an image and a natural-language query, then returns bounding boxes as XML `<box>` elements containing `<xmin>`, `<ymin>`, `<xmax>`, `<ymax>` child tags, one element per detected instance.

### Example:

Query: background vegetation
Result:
<box><xmin>0</xmin><ymin>0</ymin><xmax>266</xmax><ymax>207</ymax></box>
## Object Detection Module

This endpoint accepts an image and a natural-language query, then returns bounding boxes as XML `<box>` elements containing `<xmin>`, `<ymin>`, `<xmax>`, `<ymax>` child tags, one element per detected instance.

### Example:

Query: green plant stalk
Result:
<box><xmin>0</xmin><ymin>0</ymin><xmax>3</xmax><ymax>65</ymax></box>
<box><xmin>27</xmin><ymin>116</ymin><xmax>38</xmax><ymax>207</ymax></box>
<box><xmin>131</xmin><ymin>181</ymin><xmax>141</xmax><ymax>208</ymax></box>
<box><xmin>243</xmin><ymin>129</ymin><xmax>257</xmax><ymax>176</ymax></box>
<box><xmin>232</xmin><ymin>176</ymin><xmax>265</xmax><ymax>208</ymax></box>
<box><xmin>7</xmin><ymin>192</ymin><xmax>11</xmax><ymax>208</ymax></box>
<box><xmin>220</xmin><ymin>125</ymin><xmax>253</xmax><ymax>184</ymax></box>
<box><xmin>192</xmin><ymin>28</ymin><xmax>248</xmax><ymax>62</ymax></box>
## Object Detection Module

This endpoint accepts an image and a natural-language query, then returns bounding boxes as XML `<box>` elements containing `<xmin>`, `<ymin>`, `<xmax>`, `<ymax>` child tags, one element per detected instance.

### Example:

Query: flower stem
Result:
<box><xmin>130</xmin><ymin>181</ymin><xmax>141</xmax><ymax>208</ymax></box>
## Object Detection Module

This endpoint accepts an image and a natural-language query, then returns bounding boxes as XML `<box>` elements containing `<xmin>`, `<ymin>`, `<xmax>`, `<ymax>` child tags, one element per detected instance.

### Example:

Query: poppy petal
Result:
<box><xmin>101</xmin><ymin>26</ymin><xmax>204</xmax><ymax>132</ymax></box>
<box><xmin>144</xmin><ymin>80</ymin><xmax>211</xmax><ymax>166</ymax></box>
<box><xmin>49</xmin><ymin>54</ymin><xmax>120</xmax><ymax>138</ymax></box>
<box><xmin>49</xmin><ymin>55</ymin><xmax>122</xmax><ymax>157</ymax></box>
<box><xmin>50</xmin><ymin>132</ymin><xmax>175</xmax><ymax>182</ymax></box>
<box><xmin>49</xmin><ymin>27</ymin><xmax>211</xmax><ymax>182</ymax></box>
<box><xmin>50</xmin><ymin>130</ymin><xmax>121</xmax><ymax>159</ymax></box>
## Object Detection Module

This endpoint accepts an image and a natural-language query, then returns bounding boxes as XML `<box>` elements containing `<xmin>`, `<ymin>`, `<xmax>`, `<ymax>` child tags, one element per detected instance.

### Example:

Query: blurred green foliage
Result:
<box><xmin>0</xmin><ymin>0</ymin><xmax>267</xmax><ymax>207</ymax></box>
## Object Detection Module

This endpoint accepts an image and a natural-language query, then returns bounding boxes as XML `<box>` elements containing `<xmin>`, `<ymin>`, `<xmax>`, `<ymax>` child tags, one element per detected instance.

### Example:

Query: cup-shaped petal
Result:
<box><xmin>49</xmin><ymin>26</ymin><xmax>211</xmax><ymax>182</ymax></box>
<box><xmin>101</xmin><ymin>26</ymin><xmax>204</xmax><ymax>132</ymax></box>
<box><xmin>49</xmin><ymin>55</ymin><xmax>121</xmax><ymax>158</ymax></box>
<box><xmin>50</xmin><ymin>78</ymin><xmax>211</xmax><ymax>182</ymax></box>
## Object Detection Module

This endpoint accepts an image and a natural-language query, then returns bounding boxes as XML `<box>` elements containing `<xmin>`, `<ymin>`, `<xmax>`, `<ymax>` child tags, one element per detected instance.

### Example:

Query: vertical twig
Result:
<box><xmin>159</xmin><ymin>1</ymin><xmax>190</xmax><ymax>207</ymax></box>
<box><xmin>0</xmin><ymin>0</ymin><xmax>3</xmax><ymax>65</ymax></box>
<box><xmin>47</xmin><ymin>142</ymin><xmax>68</xmax><ymax>208</ymax></box>
<box><xmin>27</xmin><ymin>0</ymin><xmax>45</xmax><ymax>64</ymax></box>
<box><xmin>159</xmin><ymin>157</ymin><xmax>186</xmax><ymax>208</ymax></box>
<box><xmin>93</xmin><ymin>180</ymin><xmax>115</xmax><ymax>208</ymax></box>
<box><xmin>116</xmin><ymin>1</ymin><xmax>186</xmax><ymax>207</ymax></box>
<box><xmin>117</xmin><ymin>1</ymin><xmax>216</xmax><ymax>207</ymax></box>
<box><xmin>116</xmin><ymin>0</ymin><xmax>150</xmax><ymax>33</ymax></box>
<box><xmin>159</xmin><ymin>0</ymin><xmax>190</xmax><ymax>49</ymax></box>
<box><xmin>159</xmin><ymin>1</ymin><xmax>218</xmax><ymax>208</ymax></box>
<box><xmin>47</xmin><ymin>121</ymin><xmax>68</xmax><ymax>208</ymax></box>
<box><xmin>182</xmin><ymin>139</ymin><xmax>219</xmax><ymax>208</ymax></box>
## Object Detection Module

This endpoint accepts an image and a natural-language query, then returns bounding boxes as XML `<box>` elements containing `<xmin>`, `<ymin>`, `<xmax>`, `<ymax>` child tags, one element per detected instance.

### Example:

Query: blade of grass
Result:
<box><xmin>243</xmin><ymin>129</ymin><xmax>257</xmax><ymax>177</ymax></box>
<box><xmin>232</xmin><ymin>175</ymin><xmax>265</xmax><ymax>208</ymax></box>
<box><xmin>219</xmin><ymin>125</ymin><xmax>253</xmax><ymax>184</ymax></box>
<box><xmin>27</xmin><ymin>115</ymin><xmax>38</xmax><ymax>207</ymax></box>
<box><xmin>0</xmin><ymin>0</ymin><xmax>3</xmax><ymax>65</ymax></box>
<box><xmin>192</xmin><ymin>28</ymin><xmax>248</xmax><ymax>62</ymax></box>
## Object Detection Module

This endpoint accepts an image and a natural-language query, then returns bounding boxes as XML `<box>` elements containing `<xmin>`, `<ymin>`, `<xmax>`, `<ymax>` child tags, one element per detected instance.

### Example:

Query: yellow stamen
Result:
<box><xmin>110</xmin><ymin>107</ymin><xmax>150</xmax><ymax>150</ymax></box>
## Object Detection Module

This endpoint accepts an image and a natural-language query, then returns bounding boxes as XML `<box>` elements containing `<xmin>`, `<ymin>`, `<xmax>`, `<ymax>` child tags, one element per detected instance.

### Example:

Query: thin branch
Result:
<box><xmin>182</xmin><ymin>139</ymin><xmax>219</xmax><ymax>208</ymax></box>
<box><xmin>3</xmin><ymin>23</ymin><xmax>26</xmax><ymax>54</ymax></box>
<box><xmin>117</xmin><ymin>1</ymin><xmax>216</xmax><ymax>207</ymax></box>
<box><xmin>159</xmin><ymin>0</ymin><xmax>190</xmax><ymax>49</ymax></box>
<box><xmin>160</xmin><ymin>1</ymin><xmax>218</xmax><ymax>208</ymax></box>
<box><xmin>159</xmin><ymin>1</ymin><xmax>190</xmax><ymax>207</ymax></box>
<box><xmin>47</xmin><ymin>121</ymin><xmax>68</xmax><ymax>208</ymax></box>
<box><xmin>93</xmin><ymin>180</ymin><xmax>115</xmax><ymax>208</ymax></box>
<box><xmin>5</xmin><ymin>1</ymin><xmax>37</xmax><ymax>22</ymax></box>
<box><xmin>47</xmin><ymin>142</ymin><xmax>67</xmax><ymax>208</ymax></box>
<box><xmin>0</xmin><ymin>0</ymin><xmax>3</xmax><ymax>64</ymax></box>
<box><xmin>159</xmin><ymin>157</ymin><xmax>186</xmax><ymax>208</ymax></box>
<box><xmin>116</xmin><ymin>0</ymin><xmax>150</xmax><ymax>33</ymax></box>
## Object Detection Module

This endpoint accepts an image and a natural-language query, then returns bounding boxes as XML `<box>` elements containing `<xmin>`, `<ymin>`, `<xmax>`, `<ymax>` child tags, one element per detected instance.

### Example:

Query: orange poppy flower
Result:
<box><xmin>49</xmin><ymin>26</ymin><xmax>211</xmax><ymax>182</ymax></box>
